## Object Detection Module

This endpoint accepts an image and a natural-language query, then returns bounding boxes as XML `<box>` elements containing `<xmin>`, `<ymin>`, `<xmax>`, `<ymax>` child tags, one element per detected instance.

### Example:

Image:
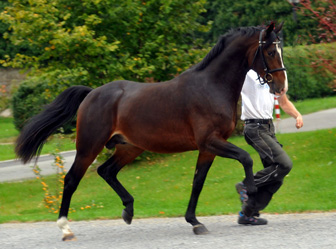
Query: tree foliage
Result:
<box><xmin>1</xmin><ymin>0</ymin><xmax>208</xmax><ymax>91</ymax></box>
<box><xmin>201</xmin><ymin>0</ymin><xmax>318</xmax><ymax>46</ymax></box>
<box><xmin>0</xmin><ymin>1</ymin><xmax>37</xmax><ymax>66</ymax></box>
<box><xmin>299</xmin><ymin>0</ymin><xmax>336</xmax><ymax>43</ymax></box>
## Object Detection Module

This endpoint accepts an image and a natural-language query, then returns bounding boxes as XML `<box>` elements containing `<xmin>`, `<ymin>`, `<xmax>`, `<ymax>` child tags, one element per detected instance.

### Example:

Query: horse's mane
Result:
<box><xmin>193</xmin><ymin>26</ymin><xmax>263</xmax><ymax>72</ymax></box>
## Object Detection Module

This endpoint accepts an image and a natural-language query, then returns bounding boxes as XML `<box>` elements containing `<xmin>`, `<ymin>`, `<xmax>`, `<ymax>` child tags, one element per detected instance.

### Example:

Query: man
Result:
<box><xmin>236</xmin><ymin>69</ymin><xmax>303</xmax><ymax>225</ymax></box>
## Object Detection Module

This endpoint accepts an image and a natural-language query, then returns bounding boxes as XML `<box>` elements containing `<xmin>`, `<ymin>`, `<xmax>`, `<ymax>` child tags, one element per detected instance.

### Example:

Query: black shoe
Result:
<box><xmin>238</xmin><ymin>212</ymin><xmax>268</xmax><ymax>225</ymax></box>
<box><xmin>235</xmin><ymin>182</ymin><xmax>248</xmax><ymax>205</ymax></box>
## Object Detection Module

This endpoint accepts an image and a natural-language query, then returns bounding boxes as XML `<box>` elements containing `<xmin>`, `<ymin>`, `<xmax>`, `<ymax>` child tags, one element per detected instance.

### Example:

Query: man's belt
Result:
<box><xmin>244</xmin><ymin>119</ymin><xmax>272</xmax><ymax>124</ymax></box>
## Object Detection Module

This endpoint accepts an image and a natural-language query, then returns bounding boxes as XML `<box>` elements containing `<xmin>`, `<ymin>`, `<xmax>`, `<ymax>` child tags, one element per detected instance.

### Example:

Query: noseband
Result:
<box><xmin>251</xmin><ymin>29</ymin><xmax>286</xmax><ymax>85</ymax></box>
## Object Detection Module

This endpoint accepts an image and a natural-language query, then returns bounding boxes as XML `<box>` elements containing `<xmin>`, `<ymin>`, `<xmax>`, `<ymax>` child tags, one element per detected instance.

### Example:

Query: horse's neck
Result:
<box><xmin>203</xmin><ymin>52</ymin><xmax>250</xmax><ymax>104</ymax></box>
<box><xmin>213</xmin><ymin>37</ymin><xmax>255</xmax><ymax>95</ymax></box>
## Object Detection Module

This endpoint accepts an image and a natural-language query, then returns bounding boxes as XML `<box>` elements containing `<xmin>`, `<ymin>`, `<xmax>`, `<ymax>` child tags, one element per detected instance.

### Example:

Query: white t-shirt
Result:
<box><xmin>241</xmin><ymin>70</ymin><xmax>277</xmax><ymax>120</ymax></box>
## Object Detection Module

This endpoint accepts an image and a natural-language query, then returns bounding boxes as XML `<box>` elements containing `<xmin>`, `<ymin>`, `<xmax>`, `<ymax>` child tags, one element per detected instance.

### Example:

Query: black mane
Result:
<box><xmin>193</xmin><ymin>26</ymin><xmax>263</xmax><ymax>72</ymax></box>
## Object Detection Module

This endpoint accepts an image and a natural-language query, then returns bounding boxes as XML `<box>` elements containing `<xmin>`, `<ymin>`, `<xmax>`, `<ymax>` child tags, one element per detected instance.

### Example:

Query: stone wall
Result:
<box><xmin>0</xmin><ymin>68</ymin><xmax>27</xmax><ymax>115</ymax></box>
<box><xmin>0</xmin><ymin>68</ymin><xmax>26</xmax><ymax>86</ymax></box>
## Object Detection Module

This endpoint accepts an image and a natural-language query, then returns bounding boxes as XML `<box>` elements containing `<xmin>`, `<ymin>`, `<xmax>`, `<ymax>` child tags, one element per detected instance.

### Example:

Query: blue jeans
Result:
<box><xmin>242</xmin><ymin>121</ymin><xmax>293</xmax><ymax>215</ymax></box>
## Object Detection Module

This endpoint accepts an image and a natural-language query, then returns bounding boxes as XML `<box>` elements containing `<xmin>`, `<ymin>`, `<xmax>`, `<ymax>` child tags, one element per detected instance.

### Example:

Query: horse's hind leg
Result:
<box><xmin>57</xmin><ymin>153</ymin><xmax>97</xmax><ymax>241</ymax></box>
<box><xmin>185</xmin><ymin>152</ymin><xmax>215</xmax><ymax>235</ymax></box>
<box><xmin>97</xmin><ymin>144</ymin><xmax>144</xmax><ymax>224</ymax></box>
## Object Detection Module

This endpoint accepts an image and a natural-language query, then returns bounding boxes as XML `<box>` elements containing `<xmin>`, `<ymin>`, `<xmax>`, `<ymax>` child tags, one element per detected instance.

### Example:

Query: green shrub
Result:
<box><xmin>12</xmin><ymin>79</ymin><xmax>49</xmax><ymax>130</ymax></box>
<box><xmin>11</xmin><ymin>78</ymin><xmax>75</xmax><ymax>132</ymax></box>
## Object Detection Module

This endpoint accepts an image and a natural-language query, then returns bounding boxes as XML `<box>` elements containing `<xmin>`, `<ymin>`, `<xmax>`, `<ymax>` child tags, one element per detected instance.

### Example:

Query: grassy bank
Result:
<box><xmin>280</xmin><ymin>95</ymin><xmax>336</xmax><ymax>119</ymax></box>
<box><xmin>1</xmin><ymin>128</ymin><xmax>335</xmax><ymax>223</ymax></box>
<box><xmin>0</xmin><ymin>117</ymin><xmax>76</xmax><ymax>161</ymax></box>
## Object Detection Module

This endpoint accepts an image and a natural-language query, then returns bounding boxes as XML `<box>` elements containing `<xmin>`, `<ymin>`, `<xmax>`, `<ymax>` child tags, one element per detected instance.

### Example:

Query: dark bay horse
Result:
<box><xmin>15</xmin><ymin>22</ymin><xmax>287</xmax><ymax>241</ymax></box>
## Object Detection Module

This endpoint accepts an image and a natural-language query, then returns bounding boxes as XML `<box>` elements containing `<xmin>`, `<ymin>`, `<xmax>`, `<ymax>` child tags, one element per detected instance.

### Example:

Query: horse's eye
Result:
<box><xmin>268</xmin><ymin>51</ymin><xmax>276</xmax><ymax>57</ymax></box>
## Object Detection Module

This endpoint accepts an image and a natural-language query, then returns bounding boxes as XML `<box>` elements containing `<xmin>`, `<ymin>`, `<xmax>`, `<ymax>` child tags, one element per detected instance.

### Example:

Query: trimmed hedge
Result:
<box><xmin>284</xmin><ymin>42</ymin><xmax>336</xmax><ymax>100</ymax></box>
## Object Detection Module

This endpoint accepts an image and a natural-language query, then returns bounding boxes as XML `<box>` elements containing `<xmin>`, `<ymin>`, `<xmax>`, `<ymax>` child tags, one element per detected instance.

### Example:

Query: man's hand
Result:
<box><xmin>296</xmin><ymin>114</ymin><xmax>303</xmax><ymax>129</ymax></box>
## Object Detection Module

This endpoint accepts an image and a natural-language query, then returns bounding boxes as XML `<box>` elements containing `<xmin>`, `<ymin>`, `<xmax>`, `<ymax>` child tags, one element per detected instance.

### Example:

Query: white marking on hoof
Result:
<box><xmin>57</xmin><ymin>217</ymin><xmax>75</xmax><ymax>240</ymax></box>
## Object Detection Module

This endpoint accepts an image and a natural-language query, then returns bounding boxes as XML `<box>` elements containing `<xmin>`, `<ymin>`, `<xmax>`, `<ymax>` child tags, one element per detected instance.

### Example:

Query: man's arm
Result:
<box><xmin>278</xmin><ymin>94</ymin><xmax>303</xmax><ymax>129</ymax></box>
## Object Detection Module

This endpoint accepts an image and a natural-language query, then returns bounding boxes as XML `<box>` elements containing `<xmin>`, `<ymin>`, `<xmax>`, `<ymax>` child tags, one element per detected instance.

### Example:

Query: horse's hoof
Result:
<box><xmin>62</xmin><ymin>233</ymin><xmax>77</xmax><ymax>241</ymax></box>
<box><xmin>193</xmin><ymin>224</ymin><xmax>209</xmax><ymax>235</ymax></box>
<box><xmin>122</xmin><ymin>209</ymin><xmax>133</xmax><ymax>225</ymax></box>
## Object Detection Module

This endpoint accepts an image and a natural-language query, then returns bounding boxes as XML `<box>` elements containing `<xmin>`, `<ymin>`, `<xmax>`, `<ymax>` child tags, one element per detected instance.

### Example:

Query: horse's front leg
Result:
<box><xmin>205</xmin><ymin>136</ymin><xmax>257</xmax><ymax>194</ymax></box>
<box><xmin>185</xmin><ymin>152</ymin><xmax>215</xmax><ymax>235</ymax></box>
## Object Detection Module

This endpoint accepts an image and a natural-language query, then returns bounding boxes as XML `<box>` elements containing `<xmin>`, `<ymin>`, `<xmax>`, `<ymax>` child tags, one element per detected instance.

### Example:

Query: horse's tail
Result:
<box><xmin>15</xmin><ymin>85</ymin><xmax>93</xmax><ymax>164</ymax></box>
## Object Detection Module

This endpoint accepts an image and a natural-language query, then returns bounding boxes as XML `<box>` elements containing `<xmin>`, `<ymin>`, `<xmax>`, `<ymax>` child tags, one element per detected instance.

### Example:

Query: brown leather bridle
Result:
<box><xmin>251</xmin><ymin>29</ymin><xmax>286</xmax><ymax>85</ymax></box>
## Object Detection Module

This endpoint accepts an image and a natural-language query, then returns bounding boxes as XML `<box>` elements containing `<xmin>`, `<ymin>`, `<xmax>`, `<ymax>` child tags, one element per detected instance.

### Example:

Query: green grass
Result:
<box><xmin>0</xmin><ymin>117</ymin><xmax>76</xmax><ymax>161</ymax></box>
<box><xmin>1</xmin><ymin>128</ymin><xmax>335</xmax><ymax>223</ymax></box>
<box><xmin>0</xmin><ymin>135</ymin><xmax>76</xmax><ymax>161</ymax></box>
<box><xmin>0</xmin><ymin>117</ymin><xmax>19</xmax><ymax>143</ymax></box>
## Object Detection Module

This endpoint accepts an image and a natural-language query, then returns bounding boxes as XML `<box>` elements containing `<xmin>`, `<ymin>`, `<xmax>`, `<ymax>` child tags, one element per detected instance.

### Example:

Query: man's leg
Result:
<box><xmin>237</xmin><ymin>123</ymin><xmax>292</xmax><ymax>224</ymax></box>
<box><xmin>253</xmin><ymin>182</ymin><xmax>282</xmax><ymax>211</ymax></box>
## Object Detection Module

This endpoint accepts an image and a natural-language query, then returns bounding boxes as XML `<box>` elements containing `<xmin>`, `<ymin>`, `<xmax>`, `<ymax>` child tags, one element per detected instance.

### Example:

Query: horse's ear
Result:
<box><xmin>274</xmin><ymin>21</ymin><xmax>284</xmax><ymax>34</ymax></box>
<box><xmin>265</xmin><ymin>22</ymin><xmax>275</xmax><ymax>38</ymax></box>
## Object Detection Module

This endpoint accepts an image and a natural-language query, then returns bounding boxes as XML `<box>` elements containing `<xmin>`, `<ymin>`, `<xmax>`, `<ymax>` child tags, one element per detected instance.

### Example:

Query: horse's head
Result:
<box><xmin>249</xmin><ymin>22</ymin><xmax>287</xmax><ymax>95</ymax></box>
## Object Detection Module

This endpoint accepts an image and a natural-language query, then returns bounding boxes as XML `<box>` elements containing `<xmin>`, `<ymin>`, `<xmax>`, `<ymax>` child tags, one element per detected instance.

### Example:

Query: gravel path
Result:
<box><xmin>1</xmin><ymin>212</ymin><xmax>335</xmax><ymax>249</ymax></box>
<box><xmin>276</xmin><ymin>108</ymin><xmax>336</xmax><ymax>133</ymax></box>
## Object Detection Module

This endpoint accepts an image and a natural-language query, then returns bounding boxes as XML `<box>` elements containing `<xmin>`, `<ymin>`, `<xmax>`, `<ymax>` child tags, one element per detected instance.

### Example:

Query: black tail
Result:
<box><xmin>15</xmin><ymin>85</ymin><xmax>93</xmax><ymax>163</ymax></box>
